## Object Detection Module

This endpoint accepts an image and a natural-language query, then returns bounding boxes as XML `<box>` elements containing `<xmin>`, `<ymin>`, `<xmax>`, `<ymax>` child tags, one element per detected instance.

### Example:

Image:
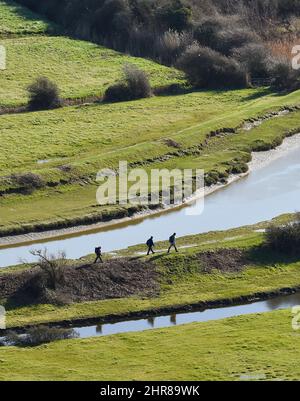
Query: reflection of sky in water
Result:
<box><xmin>0</xmin><ymin>146</ymin><xmax>300</xmax><ymax>267</ymax></box>
<box><xmin>73</xmin><ymin>293</ymin><xmax>300</xmax><ymax>339</ymax></box>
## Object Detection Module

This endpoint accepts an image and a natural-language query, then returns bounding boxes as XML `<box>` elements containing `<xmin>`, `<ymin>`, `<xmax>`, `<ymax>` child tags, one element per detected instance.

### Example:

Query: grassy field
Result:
<box><xmin>0</xmin><ymin>88</ymin><xmax>299</xmax><ymax>235</ymax></box>
<box><xmin>0</xmin><ymin>36</ymin><xmax>184</xmax><ymax>106</ymax></box>
<box><xmin>0</xmin><ymin>0</ymin><xmax>50</xmax><ymax>36</ymax></box>
<box><xmin>0</xmin><ymin>0</ymin><xmax>184</xmax><ymax>106</ymax></box>
<box><xmin>4</xmin><ymin>215</ymin><xmax>300</xmax><ymax>329</ymax></box>
<box><xmin>0</xmin><ymin>309</ymin><xmax>298</xmax><ymax>380</ymax></box>
<box><xmin>1</xmin><ymin>1</ymin><xmax>300</xmax><ymax>238</ymax></box>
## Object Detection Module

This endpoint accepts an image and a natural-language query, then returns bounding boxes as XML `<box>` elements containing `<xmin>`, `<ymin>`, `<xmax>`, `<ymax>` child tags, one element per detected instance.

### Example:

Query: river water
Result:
<box><xmin>73</xmin><ymin>292</ymin><xmax>300</xmax><ymax>338</ymax></box>
<box><xmin>0</xmin><ymin>142</ymin><xmax>300</xmax><ymax>267</ymax></box>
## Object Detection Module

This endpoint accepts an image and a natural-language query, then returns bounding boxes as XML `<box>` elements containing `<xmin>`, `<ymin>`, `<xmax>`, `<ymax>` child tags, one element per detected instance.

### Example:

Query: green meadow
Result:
<box><xmin>1</xmin><ymin>1</ymin><xmax>300</xmax><ymax>235</ymax></box>
<box><xmin>0</xmin><ymin>89</ymin><xmax>299</xmax><ymax>235</ymax></box>
<box><xmin>0</xmin><ymin>1</ymin><xmax>183</xmax><ymax>106</ymax></box>
<box><xmin>0</xmin><ymin>35</ymin><xmax>184</xmax><ymax>106</ymax></box>
<box><xmin>0</xmin><ymin>309</ymin><xmax>298</xmax><ymax>381</ymax></box>
<box><xmin>1</xmin><ymin>0</ymin><xmax>300</xmax><ymax>383</ymax></box>
<box><xmin>0</xmin><ymin>0</ymin><xmax>50</xmax><ymax>36</ymax></box>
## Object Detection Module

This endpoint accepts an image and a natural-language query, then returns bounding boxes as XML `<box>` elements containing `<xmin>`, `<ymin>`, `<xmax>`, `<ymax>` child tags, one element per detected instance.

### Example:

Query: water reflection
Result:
<box><xmin>147</xmin><ymin>317</ymin><xmax>155</xmax><ymax>327</ymax></box>
<box><xmin>71</xmin><ymin>292</ymin><xmax>300</xmax><ymax>340</ymax></box>
<box><xmin>170</xmin><ymin>314</ymin><xmax>177</xmax><ymax>325</ymax></box>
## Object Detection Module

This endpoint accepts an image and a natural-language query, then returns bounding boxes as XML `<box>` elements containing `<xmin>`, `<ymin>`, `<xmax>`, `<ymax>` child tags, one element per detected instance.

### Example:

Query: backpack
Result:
<box><xmin>146</xmin><ymin>239</ymin><xmax>152</xmax><ymax>246</ymax></box>
<box><xmin>95</xmin><ymin>247</ymin><xmax>101</xmax><ymax>255</ymax></box>
<box><xmin>169</xmin><ymin>235</ymin><xmax>174</xmax><ymax>243</ymax></box>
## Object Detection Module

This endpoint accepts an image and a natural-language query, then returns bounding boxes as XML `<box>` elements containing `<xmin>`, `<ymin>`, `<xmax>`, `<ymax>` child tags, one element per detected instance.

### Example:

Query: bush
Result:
<box><xmin>12</xmin><ymin>172</ymin><xmax>45</xmax><ymax>193</ymax></box>
<box><xmin>193</xmin><ymin>16</ymin><xmax>227</xmax><ymax>48</ymax></box>
<box><xmin>154</xmin><ymin>30</ymin><xmax>192</xmax><ymax>65</ymax></box>
<box><xmin>214</xmin><ymin>28</ymin><xmax>258</xmax><ymax>56</ymax></box>
<box><xmin>104</xmin><ymin>63</ymin><xmax>152</xmax><ymax>102</ymax></box>
<box><xmin>177</xmin><ymin>43</ymin><xmax>248</xmax><ymax>88</ymax></box>
<box><xmin>270</xmin><ymin>60</ymin><xmax>300</xmax><ymax>91</ymax></box>
<box><xmin>103</xmin><ymin>82</ymin><xmax>131</xmax><ymax>102</ymax></box>
<box><xmin>27</xmin><ymin>77</ymin><xmax>61</xmax><ymax>111</ymax></box>
<box><xmin>3</xmin><ymin>326</ymin><xmax>78</xmax><ymax>347</ymax></box>
<box><xmin>14</xmin><ymin>0</ymin><xmax>300</xmax><ymax>67</ymax></box>
<box><xmin>265</xmin><ymin>214</ymin><xmax>300</xmax><ymax>253</ymax></box>
<box><xmin>30</xmin><ymin>249</ymin><xmax>67</xmax><ymax>290</ymax></box>
<box><xmin>278</xmin><ymin>0</ymin><xmax>300</xmax><ymax>15</ymax></box>
<box><xmin>232</xmin><ymin>43</ymin><xmax>273</xmax><ymax>78</ymax></box>
<box><xmin>123</xmin><ymin>63</ymin><xmax>152</xmax><ymax>99</ymax></box>
<box><xmin>193</xmin><ymin>15</ymin><xmax>257</xmax><ymax>56</ymax></box>
<box><xmin>155</xmin><ymin>0</ymin><xmax>192</xmax><ymax>32</ymax></box>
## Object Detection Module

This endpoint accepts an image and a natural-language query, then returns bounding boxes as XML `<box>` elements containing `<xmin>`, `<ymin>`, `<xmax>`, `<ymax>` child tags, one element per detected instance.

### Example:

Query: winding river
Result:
<box><xmin>0</xmin><ymin>135</ymin><xmax>300</xmax><ymax>268</ymax></box>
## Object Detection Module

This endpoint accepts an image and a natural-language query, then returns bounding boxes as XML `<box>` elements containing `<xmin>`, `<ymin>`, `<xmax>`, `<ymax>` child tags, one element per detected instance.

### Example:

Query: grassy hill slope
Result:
<box><xmin>0</xmin><ymin>1</ymin><xmax>184</xmax><ymax>106</ymax></box>
<box><xmin>0</xmin><ymin>0</ymin><xmax>50</xmax><ymax>36</ymax></box>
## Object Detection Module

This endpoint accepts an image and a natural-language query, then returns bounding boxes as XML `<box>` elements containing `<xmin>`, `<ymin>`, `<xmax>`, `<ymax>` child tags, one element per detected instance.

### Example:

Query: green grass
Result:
<box><xmin>0</xmin><ymin>88</ymin><xmax>299</xmax><ymax>233</ymax></box>
<box><xmin>0</xmin><ymin>0</ymin><xmax>184</xmax><ymax>106</ymax></box>
<box><xmin>4</xmin><ymin>216</ymin><xmax>300</xmax><ymax>329</ymax></box>
<box><xmin>0</xmin><ymin>309</ymin><xmax>299</xmax><ymax>380</ymax></box>
<box><xmin>0</xmin><ymin>35</ymin><xmax>184</xmax><ymax>106</ymax></box>
<box><xmin>0</xmin><ymin>0</ymin><xmax>50</xmax><ymax>37</ymax></box>
<box><xmin>1</xmin><ymin>2</ymin><xmax>300</xmax><ymax>235</ymax></box>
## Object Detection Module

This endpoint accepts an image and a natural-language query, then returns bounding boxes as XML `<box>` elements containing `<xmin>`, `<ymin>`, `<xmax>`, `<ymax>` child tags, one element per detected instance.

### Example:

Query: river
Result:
<box><xmin>0</xmin><ymin>138</ymin><xmax>300</xmax><ymax>267</ymax></box>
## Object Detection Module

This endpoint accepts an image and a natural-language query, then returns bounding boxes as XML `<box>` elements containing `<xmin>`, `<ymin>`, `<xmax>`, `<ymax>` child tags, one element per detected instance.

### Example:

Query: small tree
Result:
<box><xmin>12</xmin><ymin>172</ymin><xmax>45</xmax><ymax>194</ymax></box>
<box><xmin>271</xmin><ymin>60</ymin><xmax>300</xmax><ymax>91</ymax></box>
<box><xmin>177</xmin><ymin>43</ymin><xmax>248</xmax><ymax>88</ymax></box>
<box><xmin>27</xmin><ymin>77</ymin><xmax>61</xmax><ymax>111</ymax></box>
<box><xmin>232</xmin><ymin>43</ymin><xmax>273</xmax><ymax>78</ymax></box>
<box><xmin>265</xmin><ymin>213</ymin><xmax>300</xmax><ymax>253</ymax></box>
<box><xmin>123</xmin><ymin>63</ymin><xmax>152</xmax><ymax>99</ymax></box>
<box><xmin>30</xmin><ymin>249</ymin><xmax>67</xmax><ymax>290</ymax></box>
<box><xmin>104</xmin><ymin>63</ymin><xmax>152</xmax><ymax>102</ymax></box>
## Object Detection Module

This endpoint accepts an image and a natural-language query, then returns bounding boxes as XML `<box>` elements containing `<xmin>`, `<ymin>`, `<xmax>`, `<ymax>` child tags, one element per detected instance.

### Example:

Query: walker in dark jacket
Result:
<box><xmin>168</xmin><ymin>233</ymin><xmax>178</xmax><ymax>253</ymax></box>
<box><xmin>146</xmin><ymin>236</ymin><xmax>155</xmax><ymax>255</ymax></box>
<box><xmin>94</xmin><ymin>246</ymin><xmax>103</xmax><ymax>263</ymax></box>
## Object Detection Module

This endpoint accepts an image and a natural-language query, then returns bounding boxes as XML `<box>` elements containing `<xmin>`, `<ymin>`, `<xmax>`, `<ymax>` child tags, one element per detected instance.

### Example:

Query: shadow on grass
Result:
<box><xmin>240</xmin><ymin>88</ymin><xmax>273</xmax><ymax>102</ymax></box>
<box><xmin>246</xmin><ymin>245</ymin><xmax>300</xmax><ymax>267</ymax></box>
<box><xmin>5</xmin><ymin>0</ymin><xmax>60</xmax><ymax>35</ymax></box>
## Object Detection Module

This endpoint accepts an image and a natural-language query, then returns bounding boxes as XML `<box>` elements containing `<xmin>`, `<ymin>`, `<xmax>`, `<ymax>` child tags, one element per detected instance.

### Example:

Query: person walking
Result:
<box><xmin>168</xmin><ymin>233</ymin><xmax>178</xmax><ymax>253</ymax></box>
<box><xmin>146</xmin><ymin>236</ymin><xmax>155</xmax><ymax>255</ymax></box>
<box><xmin>94</xmin><ymin>246</ymin><xmax>103</xmax><ymax>263</ymax></box>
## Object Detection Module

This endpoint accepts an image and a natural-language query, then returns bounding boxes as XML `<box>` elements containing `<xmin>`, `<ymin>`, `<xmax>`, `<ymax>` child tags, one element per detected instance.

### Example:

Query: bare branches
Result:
<box><xmin>30</xmin><ymin>249</ymin><xmax>67</xmax><ymax>290</ymax></box>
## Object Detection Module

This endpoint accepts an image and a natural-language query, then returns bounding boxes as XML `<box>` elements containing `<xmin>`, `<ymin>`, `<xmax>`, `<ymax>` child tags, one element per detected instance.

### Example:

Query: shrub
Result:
<box><xmin>177</xmin><ymin>43</ymin><xmax>248</xmax><ymax>88</ymax></box>
<box><xmin>3</xmin><ymin>326</ymin><xmax>78</xmax><ymax>347</ymax></box>
<box><xmin>193</xmin><ymin>16</ymin><xmax>227</xmax><ymax>48</ymax></box>
<box><xmin>27</xmin><ymin>77</ymin><xmax>61</xmax><ymax>111</ymax></box>
<box><xmin>14</xmin><ymin>0</ymin><xmax>300</xmax><ymax>66</ymax></box>
<box><xmin>155</xmin><ymin>0</ymin><xmax>192</xmax><ymax>32</ymax></box>
<box><xmin>154</xmin><ymin>30</ymin><xmax>192</xmax><ymax>65</ymax></box>
<box><xmin>270</xmin><ymin>59</ymin><xmax>300</xmax><ymax>91</ymax></box>
<box><xmin>232</xmin><ymin>43</ymin><xmax>273</xmax><ymax>78</ymax></box>
<box><xmin>30</xmin><ymin>249</ymin><xmax>67</xmax><ymax>290</ymax></box>
<box><xmin>123</xmin><ymin>63</ymin><xmax>152</xmax><ymax>99</ymax></box>
<box><xmin>103</xmin><ymin>82</ymin><xmax>131</xmax><ymax>102</ymax></box>
<box><xmin>278</xmin><ymin>0</ymin><xmax>300</xmax><ymax>15</ymax></box>
<box><xmin>104</xmin><ymin>63</ymin><xmax>152</xmax><ymax>102</ymax></box>
<box><xmin>12</xmin><ymin>172</ymin><xmax>45</xmax><ymax>193</ymax></box>
<box><xmin>265</xmin><ymin>214</ymin><xmax>300</xmax><ymax>253</ymax></box>
<box><xmin>214</xmin><ymin>28</ymin><xmax>258</xmax><ymax>56</ymax></box>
